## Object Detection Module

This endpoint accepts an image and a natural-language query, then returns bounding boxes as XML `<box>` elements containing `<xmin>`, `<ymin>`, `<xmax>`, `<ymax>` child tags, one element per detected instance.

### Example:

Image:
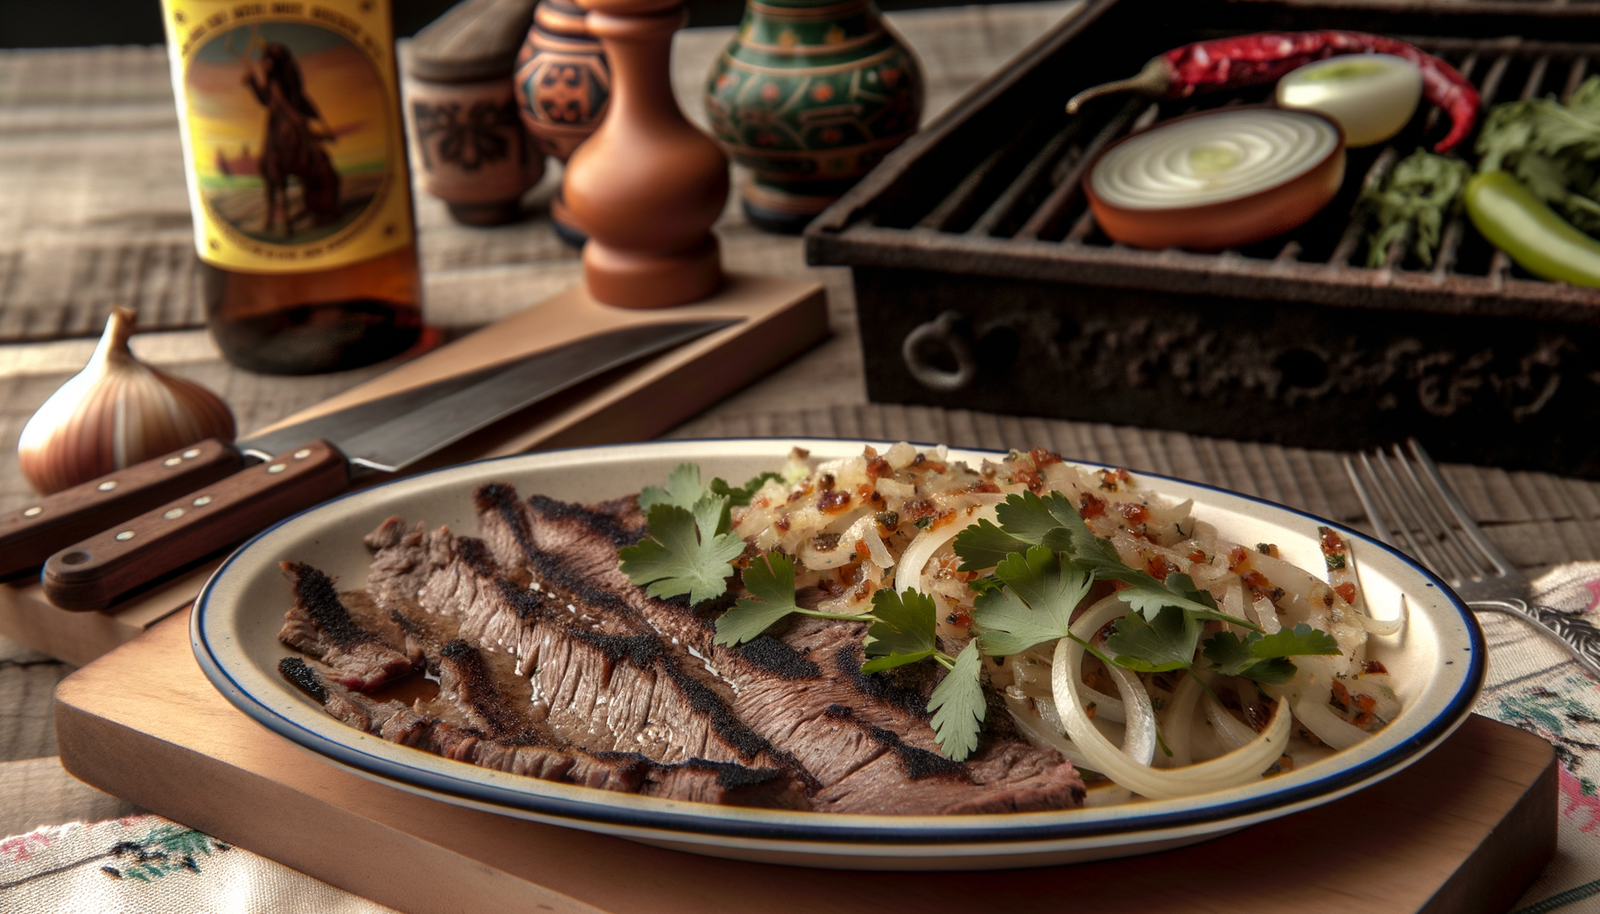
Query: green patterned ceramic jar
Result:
<box><xmin>704</xmin><ymin>0</ymin><xmax>922</xmax><ymax>233</ymax></box>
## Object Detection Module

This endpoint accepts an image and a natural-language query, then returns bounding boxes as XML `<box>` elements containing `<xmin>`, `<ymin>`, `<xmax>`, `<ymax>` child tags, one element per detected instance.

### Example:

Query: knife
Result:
<box><xmin>38</xmin><ymin>319</ymin><xmax>734</xmax><ymax>611</ymax></box>
<box><xmin>0</xmin><ymin>344</ymin><xmax>577</xmax><ymax>582</ymax></box>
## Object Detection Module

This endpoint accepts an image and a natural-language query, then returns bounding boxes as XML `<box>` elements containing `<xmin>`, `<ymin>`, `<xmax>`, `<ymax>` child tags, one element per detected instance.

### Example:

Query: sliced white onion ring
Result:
<box><xmin>1053</xmin><ymin>633</ymin><xmax>1293</xmax><ymax>799</ymax></box>
<box><xmin>893</xmin><ymin>504</ymin><xmax>997</xmax><ymax>595</ymax></box>
<box><xmin>1090</xmin><ymin>108</ymin><xmax>1340</xmax><ymax>211</ymax></box>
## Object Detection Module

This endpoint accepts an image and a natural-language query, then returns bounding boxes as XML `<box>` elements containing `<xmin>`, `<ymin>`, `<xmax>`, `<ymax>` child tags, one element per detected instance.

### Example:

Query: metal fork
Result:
<box><xmin>1344</xmin><ymin>438</ymin><xmax>1600</xmax><ymax>677</ymax></box>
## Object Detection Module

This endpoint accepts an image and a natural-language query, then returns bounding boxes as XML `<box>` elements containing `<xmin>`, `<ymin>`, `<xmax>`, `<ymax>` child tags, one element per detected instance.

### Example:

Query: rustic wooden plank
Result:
<box><xmin>53</xmin><ymin>610</ymin><xmax>1557</xmax><ymax>913</ymax></box>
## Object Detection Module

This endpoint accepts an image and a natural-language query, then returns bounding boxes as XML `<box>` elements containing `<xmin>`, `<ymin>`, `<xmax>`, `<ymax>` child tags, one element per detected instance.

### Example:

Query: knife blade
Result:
<box><xmin>0</xmin><ymin>345</ymin><xmax>567</xmax><ymax>581</ymax></box>
<box><xmin>38</xmin><ymin>319</ymin><xmax>734</xmax><ymax>611</ymax></box>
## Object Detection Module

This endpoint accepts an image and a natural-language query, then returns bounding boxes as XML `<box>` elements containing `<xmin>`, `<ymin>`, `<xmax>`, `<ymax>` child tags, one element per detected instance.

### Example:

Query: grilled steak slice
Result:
<box><xmin>364</xmin><ymin>520</ymin><xmax>806</xmax><ymax>782</ymax></box>
<box><xmin>278</xmin><ymin>654</ymin><xmax>809</xmax><ymax>807</ymax></box>
<box><xmin>480</xmin><ymin>486</ymin><xmax>1088</xmax><ymax>815</ymax></box>
<box><xmin>643</xmin><ymin>758</ymin><xmax>810</xmax><ymax>809</ymax></box>
<box><xmin>278</xmin><ymin>561</ymin><xmax>422</xmax><ymax>690</ymax></box>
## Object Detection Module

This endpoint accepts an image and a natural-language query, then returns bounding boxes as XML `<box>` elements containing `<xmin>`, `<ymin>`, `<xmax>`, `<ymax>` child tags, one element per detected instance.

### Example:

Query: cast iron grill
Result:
<box><xmin>806</xmin><ymin>0</ymin><xmax>1600</xmax><ymax>476</ymax></box>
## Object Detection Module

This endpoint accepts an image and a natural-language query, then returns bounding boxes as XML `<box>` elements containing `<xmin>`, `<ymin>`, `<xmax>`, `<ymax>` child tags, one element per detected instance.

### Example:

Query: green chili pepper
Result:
<box><xmin>1465</xmin><ymin>170</ymin><xmax>1600</xmax><ymax>287</ymax></box>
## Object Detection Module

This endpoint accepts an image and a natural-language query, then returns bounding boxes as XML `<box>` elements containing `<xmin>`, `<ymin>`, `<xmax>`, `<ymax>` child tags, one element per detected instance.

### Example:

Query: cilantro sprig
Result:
<box><xmin>1202</xmin><ymin>623</ymin><xmax>1340</xmax><ymax>685</ymax></box>
<box><xmin>712</xmin><ymin>552</ymin><xmax>863</xmax><ymax>647</ymax></box>
<box><xmin>950</xmin><ymin>489</ymin><xmax>1338</xmax><ymax>727</ymax></box>
<box><xmin>862</xmin><ymin>589</ymin><xmax>986</xmax><ymax>760</ymax></box>
<box><xmin>622</xmin><ymin>464</ymin><xmax>781</xmax><ymax>606</ymax></box>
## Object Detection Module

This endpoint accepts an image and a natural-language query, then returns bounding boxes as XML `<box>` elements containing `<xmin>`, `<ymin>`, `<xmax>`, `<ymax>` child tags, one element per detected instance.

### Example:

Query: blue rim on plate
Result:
<box><xmin>191</xmin><ymin>439</ymin><xmax>1485</xmax><ymax>854</ymax></box>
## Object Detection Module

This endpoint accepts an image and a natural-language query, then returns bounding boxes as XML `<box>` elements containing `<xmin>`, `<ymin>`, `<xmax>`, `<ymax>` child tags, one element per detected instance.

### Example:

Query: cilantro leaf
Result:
<box><xmin>863</xmin><ymin>588</ymin><xmax>938</xmax><ymax>660</ymax></box>
<box><xmin>639</xmin><ymin>464</ymin><xmax>713</xmax><ymax>513</ymax></box>
<box><xmin>928</xmin><ymin>640</ymin><xmax>986</xmax><ymax>761</ymax></box>
<box><xmin>951</xmin><ymin>519</ymin><xmax>1032</xmax><ymax>572</ymax></box>
<box><xmin>1201</xmin><ymin>630</ymin><xmax>1254</xmax><ymax>671</ymax></box>
<box><xmin>714</xmin><ymin>552</ymin><xmax>802</xmax><ymax>647</ymax></box>
<box><xmin>1251</xmin><ymin>622</ymin><xmax>1342</xmax><ymax>659</ymax></box>
<box><xmin>994</xmin><ymin>490</ymin><xmax>1080</xmax><ymax>549</ymax></box>
<box><xmin>1202</xmin><ymin>623</ymin><xmax>1341</xmax><ymax>685</ymax></box>
<box><xmin>619</xmin><ymin>499</ymin><xmax>746</xmax><ymax>605</ymax></box>
<box><xmin>971</xmin><ymin>546</ymin><xmax>1090</xmax><ymax>656</ymax></box>
<box><xmin>710</xmin><ymin>471</ymin><xmax>783</xmax><ymax>508</ymax></box>
<box><xmin>1116</xmin><ymin>580</ymin><xmax>1229</xmax><ymax>622</ymax></box>
<box><xmin>1104</xmin><ymin>606</ymin><xmax>1202</xmax><ymax>673</ymax></box>
<box><xmin>860</xmin><ymin>650</ymin><xmax>938</xmax><ymax>674</ymax></box>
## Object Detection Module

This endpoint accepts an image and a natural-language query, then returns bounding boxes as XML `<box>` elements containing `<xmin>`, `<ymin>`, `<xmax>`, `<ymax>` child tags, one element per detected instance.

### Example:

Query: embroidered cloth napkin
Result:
<box><xmin>6</xmin><ymin>565</ymin><xmax>1600</xmax><ymax>913</ymax></box>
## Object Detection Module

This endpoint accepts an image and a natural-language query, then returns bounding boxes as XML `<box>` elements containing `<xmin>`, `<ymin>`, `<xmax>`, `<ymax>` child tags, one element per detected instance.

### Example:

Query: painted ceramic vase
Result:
<box><xmin>515</xmin><ymin>0</ymin><xmax>612</xmax><ymax>244</ymax></box>
<box><xmin>704</xmin><ymin>0</ymin><xmax>923</xmax><ymax>233</ymax></box>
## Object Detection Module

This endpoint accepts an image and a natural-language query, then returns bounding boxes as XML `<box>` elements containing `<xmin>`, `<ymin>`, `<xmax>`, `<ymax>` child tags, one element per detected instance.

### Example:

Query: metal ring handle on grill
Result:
<box><xmin>901</xmin><ymin>311</ymin><xmax>976</xmax><ymax>393</ymax></box>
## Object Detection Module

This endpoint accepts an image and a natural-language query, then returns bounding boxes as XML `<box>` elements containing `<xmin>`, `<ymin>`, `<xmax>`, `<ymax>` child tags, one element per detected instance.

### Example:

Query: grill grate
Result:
<box><xmin>803</xmin><ymin>0</ymin><xmax>1600</xmax><ymax>477</ymax></box>
<box><xmin>909</xmin><ymin>40</ymin><xmax>1598</xmax><ymax>276</ymax></box>
<box><xmin>809</xmin><ymin>1</ymin><xmax>1600</xmax><ymax>328</ymax></box>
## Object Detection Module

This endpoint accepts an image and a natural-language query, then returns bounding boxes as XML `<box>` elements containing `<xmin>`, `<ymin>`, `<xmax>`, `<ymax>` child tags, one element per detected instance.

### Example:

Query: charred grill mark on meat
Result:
<box><xmin>832</xmin><ymin>645</ymin><xmax>933</xmax><ymax>719</ymax></box>
<box><xmin>279</xmin><ymin>656</ymin><xmax>327</xmax><ymax>703</ymax></box>
<box><xmin>278</xmin><ymin>654</ymin><xmax>808</xmax><ymax>806</ymax></box>
<box><xmin>527</xmin><ymin>493</ymin><xmax>645</xmax><ymax>549</ymax></box>
<box><xmin>436</xmin><ymin>638</ymin><xmax>533</xmax><ymax>740</ymax></box>
<box><xmin>735</xmin><ymin>634</ymin><xmax>820</xmax><ymax>680</ymax></box>
<box><xmin>364</xmin><ymin>518</ymin><xmax>810</xmax><ymax>785</ymax></box>
<box><xmin>278</xmin><ymin>561</ymin><xmax>422</xmax><ymax>690</ymax></box>
<box><xmin>819</xmin><ymin>705</ymin><xmax>966</xmax><ymax>781</ymax></box>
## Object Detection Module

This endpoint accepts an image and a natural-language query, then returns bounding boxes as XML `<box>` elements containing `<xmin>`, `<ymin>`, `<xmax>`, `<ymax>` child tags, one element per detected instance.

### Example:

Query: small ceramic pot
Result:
<box><xmin>406</xmin><ymin>0</ymin><xmax>545</xmax><ymax>226</ymax></box>
<box><xmin>514</xmin><ymin>0</ymin><xmax>612</xmax><ymax>244</ymax></box>
<box><xmin>704</xmin><ymin>0</ymin><xmax>923</xmax><ymax>233</ymax></box>
<box><xmin>407</xmin><ymin>77</ymin><xmax>546</xmax><ymax>225</ymax></box>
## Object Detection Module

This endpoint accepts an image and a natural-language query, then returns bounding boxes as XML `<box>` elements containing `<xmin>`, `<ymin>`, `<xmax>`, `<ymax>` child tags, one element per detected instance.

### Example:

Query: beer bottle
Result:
<box><xmin>160</xmin><ymin>0</ymin><xmax>422</xmax><ymax>374</ymax></box>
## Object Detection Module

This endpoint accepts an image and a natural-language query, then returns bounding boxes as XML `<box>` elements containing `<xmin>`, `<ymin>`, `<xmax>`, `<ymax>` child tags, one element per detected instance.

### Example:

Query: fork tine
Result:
<box><xmin>1344</xmin><ymin>454</ymin><xmax>1393</xmax><ymax>543</ymax></box>
<box><xmin>1406</xmin><ymin>438</ymin><xmax>1515</xmax><ymax>578</ymax></box>
<box><xmin>1366</xmin><ymin>448</ymin><xmax>1473</xmax><ymax>582</ymax></box>
<box><xmin>1348</xmin><ymin>450</ymin><xmax>1452</xmax><ymax>578</ymax></box>
<box><xmin>1382</xmin><ymin>443</ymin><xmax>1488</xmax><ymax>581</ymax></box>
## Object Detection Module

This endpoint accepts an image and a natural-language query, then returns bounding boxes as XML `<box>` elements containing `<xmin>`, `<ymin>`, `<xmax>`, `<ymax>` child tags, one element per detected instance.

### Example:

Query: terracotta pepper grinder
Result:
<box><xmin>563</xmin><ymin>0</ymin><xmax>728</xmax><ymax>308</ymax></box>
<box><xmin>406</xmin><ymin>0</ymin><xmax>545</xmax><ymax>226</ymax></box>
<box><xmin>515</xmin><ymin>0</ymin><xmax>612</xmax><ymax>246</ymax></box>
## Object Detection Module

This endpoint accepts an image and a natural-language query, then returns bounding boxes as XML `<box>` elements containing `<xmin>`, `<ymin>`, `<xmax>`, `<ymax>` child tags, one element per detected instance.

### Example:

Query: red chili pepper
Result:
<box><xmin>1067</xmin><ymin>31</ymin><xmax>1480</xmax><ymax>153</ymax></box>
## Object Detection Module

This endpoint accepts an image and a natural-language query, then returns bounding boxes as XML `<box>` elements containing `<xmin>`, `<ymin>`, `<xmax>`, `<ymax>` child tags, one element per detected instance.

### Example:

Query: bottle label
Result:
<box><xmin>162</xmin><ymin>1</ymin><xmax>414</xmax><ymax>273</ymax></box>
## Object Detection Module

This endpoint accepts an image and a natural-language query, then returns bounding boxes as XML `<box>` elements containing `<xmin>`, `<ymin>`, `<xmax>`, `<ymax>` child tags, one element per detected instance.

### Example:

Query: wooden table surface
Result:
<box><xmin>2</xmin><ymin>0</ymin><xmax>1599</xmax><ymax>891</ymax></box>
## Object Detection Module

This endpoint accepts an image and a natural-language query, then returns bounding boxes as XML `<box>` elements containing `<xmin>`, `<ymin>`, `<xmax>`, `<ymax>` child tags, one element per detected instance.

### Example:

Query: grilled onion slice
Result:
<box><xmin>1085</xmin><ymin>107</ymin><xmax>1345</xmax><ymax>251</ymax></box>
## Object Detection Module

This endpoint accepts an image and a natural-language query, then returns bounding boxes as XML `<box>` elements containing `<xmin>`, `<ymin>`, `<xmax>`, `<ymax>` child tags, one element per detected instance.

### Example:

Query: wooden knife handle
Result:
<box><xmin>0</xmin><ymin>439</ymin><xmax>243</xmax><ymax>581</ymax></box>
<box><xmin>42</xmin><ymin>441</ymin><xmax>350</xmax><ymax>612</ymax></box>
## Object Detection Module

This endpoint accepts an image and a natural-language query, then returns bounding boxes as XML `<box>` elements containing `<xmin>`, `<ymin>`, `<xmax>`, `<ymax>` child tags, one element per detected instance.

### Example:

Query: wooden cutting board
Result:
<box><xmin>1</xmin><ymin>274</ymin><xmax>826</xmax><ymax>665</ymax></box>
<box><xmin>55</xmin><ymin>610</ymin><xmax>1556</xmax><ymax>914</ymax></box>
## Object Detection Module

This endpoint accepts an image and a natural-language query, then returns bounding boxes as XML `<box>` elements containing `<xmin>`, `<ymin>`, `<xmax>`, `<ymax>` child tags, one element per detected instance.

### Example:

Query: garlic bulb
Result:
<box><xmin>17</xmin><ymin>307</ymin><xmax>236</xmax><ymax>494</ymax></box>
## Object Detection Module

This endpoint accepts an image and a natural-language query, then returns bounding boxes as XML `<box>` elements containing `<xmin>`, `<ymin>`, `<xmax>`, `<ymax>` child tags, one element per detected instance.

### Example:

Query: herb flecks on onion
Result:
<box><xmin>1277</xmin><ymin>53</ymin><xmax>1422</xmax><ymax>148</ymax></box>
<box><xmin>1086</xmin><ymin>107</ymin><xmax>1345</xmax><ymax>252</ymax></box>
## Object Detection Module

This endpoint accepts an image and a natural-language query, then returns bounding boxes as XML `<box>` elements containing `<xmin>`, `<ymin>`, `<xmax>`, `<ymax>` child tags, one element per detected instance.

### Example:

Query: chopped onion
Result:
<box><xmin>1204</xmin><ymin>691</ymin><xmax>1258</xmax><ymax>752</ymax></box>
<box><xmin>1004</xmin><ymin>692</ymin><xmax>1090</xmax><ymax>769</ymax></box>
<box><xmin>1159</xmin><ymin>671</ymin><xmax>1203</xmax><ymax>767</ymax></box>
<box><xmin>893</xmin><ymin>505</ymin><xmax>996</xmax><ymax>595</ymax></box>
<box><xmin>1290</xmin><ymin>691</ymin><xmax>1372</xmax><ymax>751</ymax></box>
<box><xmin>1359</xmin><ymin>606</ymin><xmax>1406</xmax><ymax>637</ymax></box>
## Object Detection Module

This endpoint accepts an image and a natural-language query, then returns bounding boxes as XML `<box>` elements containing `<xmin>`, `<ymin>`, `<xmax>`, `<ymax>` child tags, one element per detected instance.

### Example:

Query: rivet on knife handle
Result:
<box><xmin>0</xmin><ymin>439</ymin><xmax>243</xmax><ymax>581</ymax></box>
<box><xmin>42</xmin><ymin>441</ymin><xmax>349</xmax><ymax>612</ymax></box>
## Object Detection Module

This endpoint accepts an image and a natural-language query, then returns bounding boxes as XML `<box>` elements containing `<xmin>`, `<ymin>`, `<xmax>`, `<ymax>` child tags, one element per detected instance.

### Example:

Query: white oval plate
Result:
<box><xmin>192</xmin><ymin>439</ymin><xmax>1483</xmax><ymax>870</ymax></box>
